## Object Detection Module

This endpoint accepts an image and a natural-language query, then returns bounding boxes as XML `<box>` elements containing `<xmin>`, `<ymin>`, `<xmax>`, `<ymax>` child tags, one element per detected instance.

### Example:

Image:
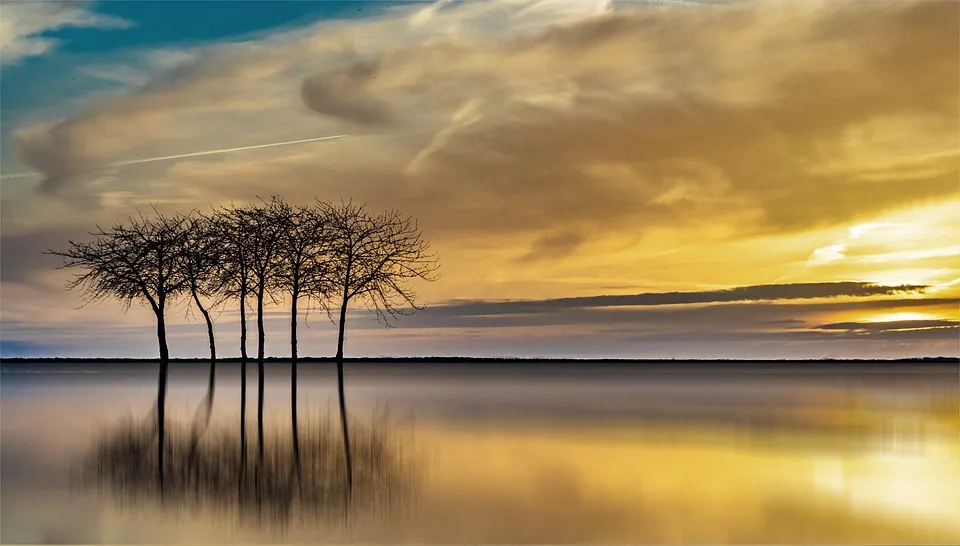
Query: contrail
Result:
<box><xmin>0</xmin><ymin>134</ymin><xmax>349</xmax><ymax>180</ymax></box>
<box><xmin>111</xmin><ymin>134</ymin><xmax>350</xmax><ymax>166</ymax></box>
<box><xmin>0</xmin><ymin>172</ymin><xmax>39</xmax><ymax>180</ymax></box>
<box><xmin>639</xmin><ymin>0</ymin><xmax>729</xmax><ymax>6</ymax></box>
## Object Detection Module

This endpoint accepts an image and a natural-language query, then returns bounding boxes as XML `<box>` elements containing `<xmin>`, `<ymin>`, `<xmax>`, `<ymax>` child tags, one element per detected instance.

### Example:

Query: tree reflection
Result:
<box><xmin>75</xmin><ymin>411</ymin><xmax>419</xmax><ymax>529</ymax></box>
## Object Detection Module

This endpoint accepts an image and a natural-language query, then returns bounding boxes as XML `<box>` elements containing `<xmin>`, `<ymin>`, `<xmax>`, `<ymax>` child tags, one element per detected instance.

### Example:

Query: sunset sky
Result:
<box><xmin>0</xmin><ymin>0</ymin><xmax>957</xmax><ymax>359</ymax></box>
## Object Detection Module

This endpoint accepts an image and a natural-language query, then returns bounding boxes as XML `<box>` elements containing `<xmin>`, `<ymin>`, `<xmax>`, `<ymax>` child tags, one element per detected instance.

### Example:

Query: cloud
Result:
<box><xmin>808</xmin><ymin>222</ymin><xmax>906</xmax><ymax>266</ymax></box>
<box><xmin>338</xmin><ymin>293</ymin><xmax>955</xmax><ymax>334</ymax></box>
<box><xmin>11</xmin><ymin>40</ymin><xmax>317</xmax><ymax>197</ymax></box>
<box><xmin>15</xmin><ymin>121</ymin><xmax>109</xmax><ymax>195</ymax></box>
<box><xmin>520</xmin><ymin>230</ymin><xmax>584</xmax><ymax>262</ymax></box>
<box><xmin>7</xmin><ymin>0</ymin><xmax>954</xmax><ymax>239</ymax></box>
<box><xmin>0</xmin><ymin>227</ymin><xmax>77</xmax><ymax>283</ymax></box>
<box><xmin>429</xmin><ymin>282</ymin><xmax>928</xmax><ymax>317</ymax></box>
<box><xmin>811</xmin><ymin>324</ymin><xmax>959</xmax><ymax>343</ymax></box>
<box><xmin>343</xmin><ymin>0</ymin><xmax>956</xmax><ymax>236</ymax></box>
<box><xmin>815</xmin><ymin>319</ymin><xmax>959</xmax><ymax>333</ymax></box>
<box><xmin>301</xmin><ymin>60</ymin><xmax>395</xmax><ymax>127</ymax></box>
<box><xmin>0</xmin><ymin>1</ymin><xmax>132</xmax><ymax>66</ymax></box>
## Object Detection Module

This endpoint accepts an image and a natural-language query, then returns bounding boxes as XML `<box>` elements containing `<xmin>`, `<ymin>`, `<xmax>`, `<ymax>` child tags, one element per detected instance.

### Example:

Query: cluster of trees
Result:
<box><xmin>48</xmin><ymin>197</ymin><xmax>438</xmax><ymax>496</ymax></box>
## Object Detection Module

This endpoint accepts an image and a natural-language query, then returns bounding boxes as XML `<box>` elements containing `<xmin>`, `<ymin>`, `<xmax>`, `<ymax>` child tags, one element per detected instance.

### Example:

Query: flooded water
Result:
<box><xmin>2</xmin><ymin>360</ymin><xmax>959</xmax><ymax>544</ymax></box>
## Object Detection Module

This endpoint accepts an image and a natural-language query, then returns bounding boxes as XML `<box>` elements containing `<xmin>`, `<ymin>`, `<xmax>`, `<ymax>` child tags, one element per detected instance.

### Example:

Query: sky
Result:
<box><xmin>0</xmin><ymin>0</ymin><xmax>958</xmax><ymax>359</ymax></box>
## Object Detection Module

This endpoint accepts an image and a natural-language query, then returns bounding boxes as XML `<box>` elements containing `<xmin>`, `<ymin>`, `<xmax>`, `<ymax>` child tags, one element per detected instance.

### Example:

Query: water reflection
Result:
<box><xmin>74</xmin><ymin>411</ymin><xmax>419</xmax><ymax>530</ymax></box>
<box><xmin>2</xmin><ymin>362</ymin><xmax>959</xmax><ymax>543</ymax></box>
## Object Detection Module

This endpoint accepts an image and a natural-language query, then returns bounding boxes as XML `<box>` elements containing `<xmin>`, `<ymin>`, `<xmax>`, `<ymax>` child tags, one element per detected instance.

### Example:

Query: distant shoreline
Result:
<box><xmin>1</xmin><ymin>356</ymin><xmax>956</xmax><ymax>365</ymax></box>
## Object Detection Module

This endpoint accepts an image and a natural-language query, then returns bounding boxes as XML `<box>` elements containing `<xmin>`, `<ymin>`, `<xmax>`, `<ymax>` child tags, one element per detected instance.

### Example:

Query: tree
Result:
<box><xmin>272</xmin><ymin>199</ymin><xmax>331</xmax><ymax>479</ymax></box>
<box><xmin>176</xmin><ymin>212</ymin><xmax>224</xmax><ymax>451</ymax></box>
<box><xmin>314</xmin><ymin>199</ymin><xmax>439</xmax><ymax>497</ymax></box>
<box><xmin>47</xmin><ymin>210</ymin><xmax>189</xmax><ymax>490</ymax></box>
<box><xmin>212</xmin><ymin>204</ymin><xmax>255</xmax><ymax>478</ymax></box>
<box><xmin>237</xmin><ymin>197</ymin><xmax>285</xmax><ymax>468</ymax></box>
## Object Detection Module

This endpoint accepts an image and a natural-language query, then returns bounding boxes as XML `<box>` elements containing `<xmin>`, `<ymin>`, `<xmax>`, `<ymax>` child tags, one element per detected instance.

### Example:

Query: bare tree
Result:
<box><xmin>314</xmin><ymin>199</ymin><xmax>439</xmax><ymax>497</ymax></box>
<box><xmin>176</xmin><ymin>212</ymin><xmax>224</xmax><ymax>451</ymax></box>
<box><xmin>237</xmin><ymin>197</ymin><xmax>286</xmax><ymax>468</ymax></box>
<box><xmin>47</xmin><ymin>210</ymin><xmax>189</xmax><ymax>490</ymax></box>
<box><xmin>272</xmin><ymin>199</ymin><xmax>331</xmax><ymax>479</ymax></box>
<box><xmin>212</xmin><ymin>204</ymin><xmax>255</xmax><ymax>478</ymax></box>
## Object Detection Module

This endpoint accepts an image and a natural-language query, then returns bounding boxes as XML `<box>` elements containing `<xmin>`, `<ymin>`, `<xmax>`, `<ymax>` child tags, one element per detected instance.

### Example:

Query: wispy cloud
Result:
<box><xmin>10</xmin><ymin>0</ymin><xmax>957</xmax><ymax>237</ymax></box>
<box><xmin>0</xmin><ymin>1</ymin><xmax>133</xmax><ymax>66</ymax></box>
<box><xmin>807</xmin><ymin>222</ymin><xmax>904</xmax><ymax>266</ymax></box>
<box><xmin>815</xmin><ymin>319</ymin><xmax>958</xmax><ymax>333</ymax></box>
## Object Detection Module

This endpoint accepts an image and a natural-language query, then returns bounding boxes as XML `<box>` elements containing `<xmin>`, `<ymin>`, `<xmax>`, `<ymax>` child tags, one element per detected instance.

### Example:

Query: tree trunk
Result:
<box><xmin>335</xmin><ymin>292</ymin><xmax>353</xmax><ymax>499</ymax></box>
<box><xmin>191</xmin><ymin>288</ymin><xmax>217</xmax><ymax>411</ymax></box>
<box><xmin>188</xmin><ymin>288</ymin><xmax>216</xmax><ymax>476</ymax></box>
<box><xmin>291</xmin><ymin>290</ymin><xmax>301</xmax><ymax>480</ymax></box>
<box><xmin>257</xmin><ymin>285</ymin><xmax>266</xmax><ymax>466</ymax></box>
<box><xmin>156</xmin><ymin>308</ymin><xmax>169</xmax><ymax>494</ymax></box>
<box><xmin>240</xmin><ymin>289</ymin><xmax>248</xmax><ymax>483</ymax></box>
<box><xmin>203</xmin><ymin>315</ymin><xmax>216</xmax><ymax>409</ymax></box>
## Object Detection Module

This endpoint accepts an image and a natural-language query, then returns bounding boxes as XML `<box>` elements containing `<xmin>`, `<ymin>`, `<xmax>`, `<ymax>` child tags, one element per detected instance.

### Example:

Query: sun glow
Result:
<box><xmin>866</xmin><ymin>312</ymin><xmax>936</xmax><ymax>323</ymax></box>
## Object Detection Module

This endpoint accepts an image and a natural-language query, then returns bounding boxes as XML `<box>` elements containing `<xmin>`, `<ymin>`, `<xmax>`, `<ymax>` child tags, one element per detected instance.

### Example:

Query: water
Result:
<box><xmin>2</xmin><ymin>360</ymin><xmax>959</xmax><ymax>544</ymax></box>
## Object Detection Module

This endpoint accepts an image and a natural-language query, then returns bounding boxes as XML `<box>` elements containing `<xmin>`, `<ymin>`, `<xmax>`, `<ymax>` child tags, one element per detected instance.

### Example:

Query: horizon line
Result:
<box><xmin>2</xmin><ymin>356</ymin><xmax>956</xmax><ymax>364</ymax></box>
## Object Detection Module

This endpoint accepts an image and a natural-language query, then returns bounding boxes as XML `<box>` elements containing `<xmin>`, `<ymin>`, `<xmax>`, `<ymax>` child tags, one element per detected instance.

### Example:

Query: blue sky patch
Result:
<box><xmin>50</xmin><ymin>1</ymin><xmax>404</xmax><ymax>55</ymax></box>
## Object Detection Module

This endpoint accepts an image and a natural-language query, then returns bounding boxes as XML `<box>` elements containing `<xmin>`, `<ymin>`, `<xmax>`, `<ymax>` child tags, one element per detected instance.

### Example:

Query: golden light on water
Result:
<box><xmin>843</xmin><ymin>450</ymin><xmax>960</xmax><ymax>535</ymax></box>
<box><xmin>415</xmin><ymin>407</ymin><xmax>960</xmax><ymax>543</ymax></box>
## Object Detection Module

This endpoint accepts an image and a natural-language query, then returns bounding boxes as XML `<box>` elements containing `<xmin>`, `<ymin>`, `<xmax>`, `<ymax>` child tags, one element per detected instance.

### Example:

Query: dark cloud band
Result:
<box><xmin>432</xmin><ymin>282</ymin><xmax>928</xmax><ymax>317</ymax></box>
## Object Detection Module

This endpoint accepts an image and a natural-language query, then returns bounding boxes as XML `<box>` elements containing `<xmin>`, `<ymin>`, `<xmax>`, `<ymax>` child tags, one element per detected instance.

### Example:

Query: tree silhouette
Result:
<box><xmin>176</xmin><ymin>212</ymin><xmax>224</xmax><ymax>455</ymax></box>
<box><xmin>315</xmin><ymin>199</ymin><xmax>439</xmax><ymax>498</ymax></box>
<box><xmin>212</xmin><ymin>204</ymin><xmax>255</xmax><ymax>480</ymax></box>
<box><xmin>272</xmin><ymin>199</ymin><xmax>331</xmax><ymax>479</ymax></box>
<box><xmin>47</xmin><ymin>210</ymin><xmax>189</xmax><ymax>491</ymax></box>
<box><xmin>238</xmin><ymin>197</ymin><xmax>285</xmax><ymax>470</ymax></box>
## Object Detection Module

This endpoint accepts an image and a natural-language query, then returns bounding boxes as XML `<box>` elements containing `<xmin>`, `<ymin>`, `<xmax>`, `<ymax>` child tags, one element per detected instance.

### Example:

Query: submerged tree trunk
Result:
<box><xmin>156</xmin><ymin>308</ymin><xmax>170</xmax><ymax>494</ymax></box>
<box><xmin>335</xmin><ymin>292</ymin><xmax>353</xmax><ymax>499</ymax></box>
<box><xmin>290</xmin><ymin>290</ymin><xmax>301</xmax><ymax>480</ymax></box>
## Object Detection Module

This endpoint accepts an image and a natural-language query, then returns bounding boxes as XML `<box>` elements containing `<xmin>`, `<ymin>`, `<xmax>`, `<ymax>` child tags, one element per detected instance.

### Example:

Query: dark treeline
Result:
<box><xmin>46</xmin><ymin>196</ymin><xmax>439</xmax><ymax>500</ymax></box>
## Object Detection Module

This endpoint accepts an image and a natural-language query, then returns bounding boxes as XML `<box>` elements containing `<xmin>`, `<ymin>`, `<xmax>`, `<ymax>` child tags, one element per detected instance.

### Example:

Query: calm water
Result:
<box><xmin>2</xmin><ymin>360</ymin><xmax>959</xmax><ymax>544</ymax></box>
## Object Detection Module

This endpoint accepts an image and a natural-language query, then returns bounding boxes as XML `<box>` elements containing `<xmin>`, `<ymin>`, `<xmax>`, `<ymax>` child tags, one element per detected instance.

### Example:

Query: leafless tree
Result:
<box><xmin>314</xmin><ymin>199</ymin><xmax>439</xmax><ymax>497</ymax></box>
<box><xmin>237</xmin><ymin>197</ymin><xmax>286</xmax><ymax>468</ymax></box>
<box><xmin>272</xmin><ymin>199</ymin><xmax>331</xmax><ymax>479</ymax></box>
<box><xmin>211</xmin><ymin>204</ymin><xmax>255</xmax><ymax>477</ymax></box>
<box><xmin>176</xmin><ymin>212</ymin><xmax>224</xmax><ymax>453</ymax></box>
<box><xmin>46</xmin><ymin>210</ymin><xmax>190</xmax><ymax>490</ymax></box>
